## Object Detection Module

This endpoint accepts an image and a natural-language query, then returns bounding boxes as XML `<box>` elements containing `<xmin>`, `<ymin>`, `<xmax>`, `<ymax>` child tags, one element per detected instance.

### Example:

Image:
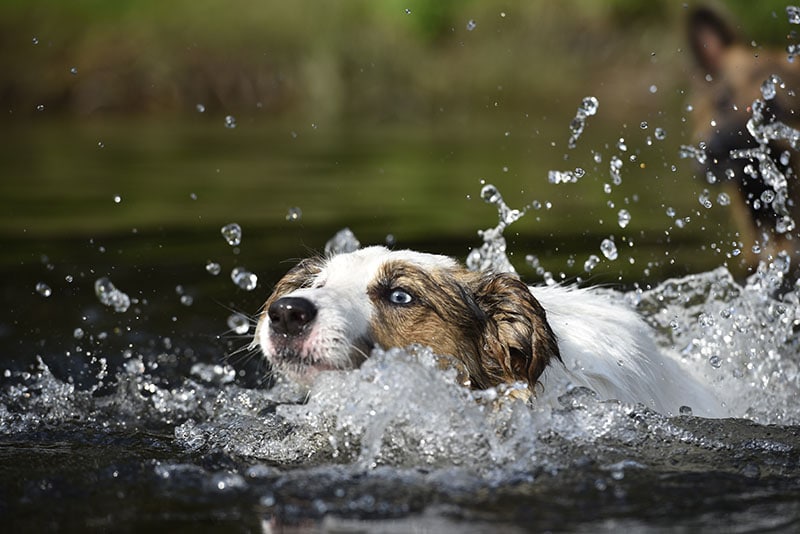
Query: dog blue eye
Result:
<box><xmin>388</xmin><ymin>288</ymin><xmax>413</xmax><ymax>305</ymax></box>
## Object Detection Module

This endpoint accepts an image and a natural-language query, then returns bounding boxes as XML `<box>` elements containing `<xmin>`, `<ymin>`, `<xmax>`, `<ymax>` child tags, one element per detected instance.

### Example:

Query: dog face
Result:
<box><xmin>687</xmin><ymin>7</ymin><xmax>800</xmax><ymax>264</ymax></box>
<box><xmin>255</xmin><ymin>246</ymin><xmax>559</xmax><ymax>390</ymax></box>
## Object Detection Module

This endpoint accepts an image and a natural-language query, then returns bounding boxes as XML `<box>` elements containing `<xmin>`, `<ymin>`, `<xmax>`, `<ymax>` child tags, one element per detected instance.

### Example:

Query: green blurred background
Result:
<box><xmin>0</xmin><ymin>0</ymin><xmax>795</xmax><ymax>287</ymax></box>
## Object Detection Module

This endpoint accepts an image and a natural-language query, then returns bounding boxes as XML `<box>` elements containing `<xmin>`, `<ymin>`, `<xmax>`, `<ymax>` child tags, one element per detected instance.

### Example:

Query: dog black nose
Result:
<box><xmin>268</xmin><ymin>297</ymin><xmax>317</xmax><ymax>336</ymax></box>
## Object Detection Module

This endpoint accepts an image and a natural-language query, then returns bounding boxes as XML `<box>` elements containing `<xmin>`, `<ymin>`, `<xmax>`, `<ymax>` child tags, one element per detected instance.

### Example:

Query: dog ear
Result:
<box><xmin>474</xmin><ymin>273</ymin><xmax>560</xmax><ymax>388</ymax></box>
<box><xmin>688</xmin><ymin>7</ymin><xmax>738</xmax><ymax>76</ymax></box>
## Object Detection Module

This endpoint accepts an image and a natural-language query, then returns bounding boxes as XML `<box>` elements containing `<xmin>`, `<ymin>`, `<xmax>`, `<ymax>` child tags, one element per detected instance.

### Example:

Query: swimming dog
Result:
<box><xmin>687</xmin><ymin>6</ymin><xmax>800</xmax><ymax>272</ymax></box>
<box><xmin>255</xmin><ymin>246</ymin><xmax>724</xmax><ymax>417</ymax></box>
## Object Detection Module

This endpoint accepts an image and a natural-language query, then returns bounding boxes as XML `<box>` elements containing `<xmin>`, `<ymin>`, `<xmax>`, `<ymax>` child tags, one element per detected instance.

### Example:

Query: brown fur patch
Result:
<box><xmin>367</xmin><ymin>260</ymin><xmax>560</xmax><ymax>390</ymax></box>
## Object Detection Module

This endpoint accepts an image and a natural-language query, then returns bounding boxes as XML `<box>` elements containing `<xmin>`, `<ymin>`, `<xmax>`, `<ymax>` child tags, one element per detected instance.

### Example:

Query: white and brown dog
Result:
<box><xmin>255</xmin><ymin>246</ymin><xmax>725</xmax><ymax>417</ymax></box>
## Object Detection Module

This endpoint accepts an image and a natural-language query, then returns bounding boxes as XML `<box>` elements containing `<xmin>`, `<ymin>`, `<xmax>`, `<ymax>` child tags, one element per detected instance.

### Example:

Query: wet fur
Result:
<box><xmin>256</xmin><ymin>247</ymin><xmax>725</xmax><ymax>417</ymax></box>
<box><xmin>367</xmin><ymin>261</ymin><xmax>559</xmax><ymax>389</ymax></box>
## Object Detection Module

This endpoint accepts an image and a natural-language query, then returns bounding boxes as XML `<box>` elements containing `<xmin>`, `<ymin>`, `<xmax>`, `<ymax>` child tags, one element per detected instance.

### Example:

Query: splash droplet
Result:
<box><xmin>206</xmin><ymin>261</ymin><xmax>221</xmax><ymax>276</ymax></box>
<box><xmin>789</xmin><ymin>6</ymin><xmax>800</xmax><ymax>24</ymax></box>
<box><xmin>231</xmin><ymin>267</ymin><xmax>258</xmax><ymax>291</ymax></box>
<box><xmin>224</xmin><ymin>115</ymin><xmax>237</xmax><ymax>129</ymax></box>
<box><xmin>227</xmin><ymin>313</ymin><xmax>250</xmax><ymax>335</ymax></box>
<box><xmin>35</xmin><ymin>282</ymin><xmax>52</xmax><ymax>297</ymax></box>
<box><xmin>221</xmin><ymin>223</ymin><xmax>242</xmax><ymax>246</ymax></box>
<box><xmin>617</xmin><ymin>209</ymin><xmax>631</xmax><ymax>228</ymax></box>
<box><xmin>583</xmin><ymin>254</ymin><xmax>600</xmax><ymax>272</ymax></box>
<box><xmin>94</xmin><ymin>277</ymin><xmax>131</xmax><ymax>313</ymax></box>
<box><xmin>600</xmin><ymin>238</ymin><xmax>618</xmax><ymax>261</ymax></box>
<box><xmin>325</xmin><ymin>228</ymin><xmax>361</xmax><ymax>256</ymax></box>
<box><xmin>286</xmin><ymin>207</ymin><xmax>302</xmax><ymax>221</ymax></box>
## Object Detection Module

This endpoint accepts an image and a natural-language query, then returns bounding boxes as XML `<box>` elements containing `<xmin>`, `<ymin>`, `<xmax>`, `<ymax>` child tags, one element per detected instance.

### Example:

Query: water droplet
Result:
<box><xmin>649</xmin><ymin>84</ymin><xmax>658</xmax><ymax>93</ymax></box>
<box><xmin>325</xmin><ymin>228</ymin><xmax>361</xmax><ymax>255</ymax></box>
<box><xmin>466</xmin><ymin>19</ymin><xmax>477</xmax><ymax>31</ymax></box>
<box><xmin>35</xmin><ymin>282</ymin><xmax>52</xmax><ymax>297</ymax></box>
<box><xmin>640</xmin><ymin>121</ymin><xmax>648</xmax><ymax>130</ymax></box>
<box><xmin>73</xmin><ymin>328</ymin><xmax>84</xmax><ymax>340</ymax></box>
<box><xmin>227</xmin><ymin>313</ymin><xmax>250</xmax><ymax>335</ymax></box>
<box><xmin>666</xmin><ymin>206</ymin><xmax>676</xmax><ymax>218</ymax></box>
<box><xmin>113</xmin><ymin>195</ymin><xmax>122</xmax><ymax>204</ymax></box>
<box><xmin>94</xmin><ymin>277</ymin><xmax>131</xmax><ymax>313</ymax></box>
<box><xmin>584</xmin><ymin>254</ymin><xmax>600</xmax><ymax>272</ymax></box>
<box><xmin>286</xmin><ymin>207</ymin><xmax>302</xmax><ymax>221</ymax></box>
<box><xmin>36</xmin><ymin>104</ymin><xmax>45</xmax><ymax>112</ymax></box>
<box><xmin>699</xmin><ymin>313</ymin><xmax>715</xmax><ymax>327</ymax></box>
<box><xmin>761</xmin><ymin>76</ymin><xmax>778</xmax><ymax>100</ymax></box>
<box><xmin>220</xmin><ymin>223</ymin><xmax>242</xmax><ymax>246</ymax></box>
<box><xmin>789</xmin><ymin>6</ymin><xmax>800</xmax><ymax>24</ymax></box>
<box><xmin>760</xmin><ymin>189</ymin><xmax>775</xmax><ymax>204</ymax></box>
<box><xmin>600</xmin><ymin>238</ymin><xmax>618</xmax><ymax>261</ymax></box>
<box><xmin>548</xmin><ymin>168</ymin><xmax>584</xmax><ymax>184</ymax></box>
<box><xmin>231</xmin><ymin>267</ymin><xmax>258</xmax><ymax>291</ymax></box>
<box><xmin>617</xmin><ymin>209</ymin><xmax>631</xmax><ymax>228</ymax></box>
<box><xmin>568</xmin><ymin>96</ymin><xmax>599</xmax><ymax>148</ymax></box>
<box><xmin>206</xmin><ymin>261</ymin><xmax>221</xmax><ymax>276</ymax></box>
<box><xmin>32</xmin><ymin>36</ymin><xmax>39</xmax><ymax>45</ymax></box>
<box><xmin>698</xmin><ymin>190</ymin><xmax>713</xmax><ymax>209</ymax></box>
<box><xmin>196</xmin><ymin>104</ymin><xmax>206</xmax><ymax>113</ymax></box>
<box><xmin>224</xmin><ymin>115</ymin><xmax>237</xmax><ymax>129</ymax></box>
<box><xmin>404</xmin><ymin>8</ymin><xmax>412</xmax><ymax>15</ymax></box>
<box><xmin>180</xmin><ymin>295</ymin><xmax>194</xmax><ymax>306</ymax></box>
<box><xmin>70</xmin><ymin>67</ymin><xmax>78</xmax><ymax>75</ymax></box>
<box><xmin>480</xmin><ymin>184</ymin><xmax>500</xmax><ymax>203</ymax></box>
<box><xmin>679</xmin><ymin>405</ymin><xmax>693</xmax><ymax>416</ymax></box>
<box><xmin>654</xmin><ymin>128</ymin><xmax>666</xmax><ymax>140</ymax></box>
<box><xmin>717</xmin><ymin>192</ymin><xmax>731</xmax><ymax>206</ymax></box>
<box><xmin>708</xmin><ymin>355</ymin><xmax>722</xmax><ymax>368</ymax></box>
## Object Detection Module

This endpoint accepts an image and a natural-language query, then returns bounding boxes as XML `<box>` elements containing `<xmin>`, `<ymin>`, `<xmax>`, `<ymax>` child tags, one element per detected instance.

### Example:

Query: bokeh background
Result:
<box><xmin>0</xmin><ymin>1</ymin><xmax>796</xmax><ymax>363</ymax></box>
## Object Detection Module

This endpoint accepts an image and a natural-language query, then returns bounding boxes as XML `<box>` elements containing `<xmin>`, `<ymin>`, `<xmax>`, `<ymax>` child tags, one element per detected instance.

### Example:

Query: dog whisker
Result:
<box><xmin>251</xmin><ymin>246</ymin><xmax>727</xmax><ymax>418</ymax></box>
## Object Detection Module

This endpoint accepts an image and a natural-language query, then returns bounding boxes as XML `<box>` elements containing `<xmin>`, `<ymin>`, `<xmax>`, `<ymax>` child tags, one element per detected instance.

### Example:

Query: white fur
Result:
<box><xmin>258</xmin><ymin>246</ymin><xmax>726</xmax><ymax>417</ymax></box>
<box><xmin>531</xmin><ymin>285</ymin><xmax>725</xmax><ymax>417</ymax></box>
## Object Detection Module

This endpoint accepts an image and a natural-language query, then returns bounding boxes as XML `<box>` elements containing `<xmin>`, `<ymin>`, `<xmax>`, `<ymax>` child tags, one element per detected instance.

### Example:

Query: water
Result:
<box><xmin>2</xmin><ymin>113</ymin><xmax>800</xmax><ymax>530</ymax></box>
<box><xmin>4</xmin><ymin>201</ymin><xmax>800</xmax><ymax>531</ymax></box>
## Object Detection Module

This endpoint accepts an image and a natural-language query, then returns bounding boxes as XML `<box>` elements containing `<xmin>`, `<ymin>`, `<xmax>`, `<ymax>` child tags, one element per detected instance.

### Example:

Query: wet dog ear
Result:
<box><xmin>474</xmin><ymin>273</ymin><xmax>560</xmax><ymax>388</ymax></box>
<box><xmin>688</xmin><ymin>7</ymin><xmax>738</xmax><ymax>76</ymax></box>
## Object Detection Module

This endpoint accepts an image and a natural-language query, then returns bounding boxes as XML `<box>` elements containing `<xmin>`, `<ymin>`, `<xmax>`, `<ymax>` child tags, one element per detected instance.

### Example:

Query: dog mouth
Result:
<box><xmin>265</xmin><ymin>333</ymin><xmax>372</xmax><ymax>385</ymax></box>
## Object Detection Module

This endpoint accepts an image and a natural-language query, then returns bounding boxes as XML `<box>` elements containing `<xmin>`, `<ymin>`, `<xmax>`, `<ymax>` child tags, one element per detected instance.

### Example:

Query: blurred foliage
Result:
<box><xmin>1</xmin><ymin>0</ymin><xmax>794</xmax><ymax>121</ymax></box>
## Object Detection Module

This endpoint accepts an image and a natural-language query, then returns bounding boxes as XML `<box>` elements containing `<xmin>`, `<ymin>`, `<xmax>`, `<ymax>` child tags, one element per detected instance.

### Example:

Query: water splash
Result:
<box><xmin>220</xmin><ymin>223</ymin><xmax>242</xmax><ymax>246</ymax></box>
<box><xmin>94</xmin><ymin>277</ymin><xmax>131</xmax><ymax>313</ymax></box>
<box><xmin>205</xmin><ymin>261</ymin><xmax>221</xmax><ymax>275</ymax></box>
<box><xmin>466</xmin><ymin>184</ymin><xmax>523</xmax><ymax>274</ymax></box>
<box><xmin>227</xmin><ymin>312</ymin><xmax>250</xmax><ymax>334</ymax></box>
<box><xmin>35</xmin><ymin>282</ymin><xmax>52</xmax><ymax>297</ymax></box>
<box><xmin>681</xmin><ymin>75</ymin><xmax>799</xmax><ymax>241</ymax></box>
<box><xmin>325</xmin><ymin>227</ymin><xmax>361</xmax><ymax>256</ymax></box>
<box><xmin>547</xmin><ymin>167</ymin><xmax>585</xmax><ymax>184</ymax></box>
<box><xmin>231</xmin><ymin>267</ymin><xmax>258</xmax><ymax>291</ymax></box>
<box><xmin>600</xmin><ymin>238</ymin><xmax>618</xmax><ymax>261</ymax></box>
<box><xmin>567</xmin><ymin>96</ymin><xmax>599</xmax><ymax>149</ymax></box>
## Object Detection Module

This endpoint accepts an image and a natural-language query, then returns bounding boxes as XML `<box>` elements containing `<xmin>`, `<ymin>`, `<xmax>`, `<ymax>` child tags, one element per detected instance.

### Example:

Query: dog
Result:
<box><xmin>687</xmin><ymin>6</ymin><xmax>800</xmax><ymax>272</ymax></box>
<box><xmin>254</xmin><ymin>246</ymin><xmax>725</xmax><ymax>417</ymax></box>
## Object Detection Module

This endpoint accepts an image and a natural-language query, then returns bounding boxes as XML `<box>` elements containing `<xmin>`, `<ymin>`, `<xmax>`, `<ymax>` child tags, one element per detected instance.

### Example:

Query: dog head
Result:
<box><xmin>687</xmin><ymin>7</ymin><xmax>800</xmax><ymax>169</ymax></box>
<box><xmin>254</xmin><ymin>246</ymin><xmax>560</xmax><ymax>391</ymax></box>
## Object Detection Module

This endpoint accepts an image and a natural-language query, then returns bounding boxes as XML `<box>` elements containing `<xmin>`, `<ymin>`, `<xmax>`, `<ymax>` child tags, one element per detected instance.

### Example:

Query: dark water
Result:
<box><xmin>2</xmin><ymin>118</ymin><xmax>800</xmax><ymax>532</ymax></box>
